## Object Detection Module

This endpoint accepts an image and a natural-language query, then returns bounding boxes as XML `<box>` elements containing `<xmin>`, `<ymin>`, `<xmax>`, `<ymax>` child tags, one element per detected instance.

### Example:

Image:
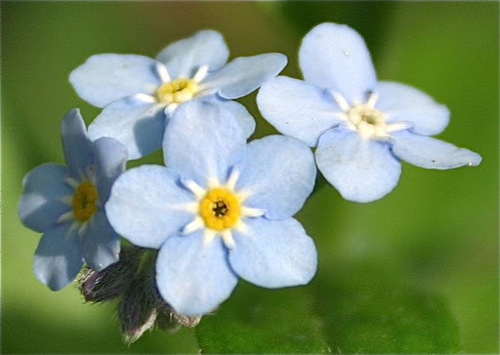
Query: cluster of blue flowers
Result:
<box><xmin>18</xmin><ymin>23</ymin><xmax>481</xmax><ymax>329</ymax></box>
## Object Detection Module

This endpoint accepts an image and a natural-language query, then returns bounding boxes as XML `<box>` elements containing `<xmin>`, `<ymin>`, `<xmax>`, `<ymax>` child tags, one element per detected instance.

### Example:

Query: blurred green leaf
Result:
<box><xmin>195</xmin><ymin>260</ymin><xmax>459</xmax><ymax>354</ymax></box>
<box><xmin>314</xmin><ymin>261</ymin><xmax>460</xmax><ymax>353</ymax></box>
<box><xmin>261</xmin><ymin>2</ymin><xmax>395</xmax><ymax>60</ymax></box>
<box><xmin>195</xmin><ymin>283</ymin><xmax>330</xmax><ymax>353</ymax></box>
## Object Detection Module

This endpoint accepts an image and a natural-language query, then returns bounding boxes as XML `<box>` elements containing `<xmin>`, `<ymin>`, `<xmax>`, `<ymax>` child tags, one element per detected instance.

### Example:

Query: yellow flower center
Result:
<box><xmin>200</xmin><ymin>188</ymin><xmax>241</xmax><ymax>231</ymax></box>
<box><xmin>72</xmin><ymin>182</ymin><xmax>99</xmax><ymax>222</ymax></box>
<box><xmin>156</xmin><ymin>78</ymin><xmax>198</xmax><ymax>104</ymax></box>
<box><xmin>347</xmin><ymin>104</ymin><xmax>388</xmax><ymax>138</ymax></box>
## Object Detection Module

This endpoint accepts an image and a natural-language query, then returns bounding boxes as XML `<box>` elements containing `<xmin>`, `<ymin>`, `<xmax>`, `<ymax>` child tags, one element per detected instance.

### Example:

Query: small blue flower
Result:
<box><xmin>105</xmin><ymin>100</ymin><xmax>317</xmax><ymax>316</ymax></box>
<box><xmin>18</xmin><ymin>109</ymin><xmax>128</xmax><ymax>291</ymax></box>
<box><xmin>257</xmin><ymin>22</ymin><xmax>482</xmax><ymax>203</ymax></box>
<box><xmin>70</xmin><ymin>30</ymin><xmax>287</xmax><ymax>160</ymax></box>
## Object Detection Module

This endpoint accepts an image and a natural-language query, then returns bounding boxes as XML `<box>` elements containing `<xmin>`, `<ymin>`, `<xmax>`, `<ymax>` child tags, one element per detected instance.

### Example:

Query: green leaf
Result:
<box><xmin>195</xmin><ymin>263</ymin><xmax>459</xmax><ymax>354</ymax></box>
<box><xmin>259</xmin><ymin>2</ymin><xmax>395</xmax><ymax>60</ymax></box>
<box><xmin>195</xmin><ymin>282</ymin><xmax>330</xmax><ymax>353</ymax></box>
<box><xmin>314</xmin><ymin>261</ymin><xmax>460</xmax><ymax>353</ymax></box>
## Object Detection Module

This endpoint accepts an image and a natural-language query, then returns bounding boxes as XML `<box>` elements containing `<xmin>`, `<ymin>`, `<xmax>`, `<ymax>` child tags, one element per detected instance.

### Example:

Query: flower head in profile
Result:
<box><xmin>70</xmin><ymin>30</ymin><xmax>287</xmax><ymax>159</ymax></box>
<box><xmin>257</xmin><ymin>22</ymin><xmax>482</xmax><ymax>203</ymax></box>
<box><xmin>18</xmin><ymin>109</ymin><xmax>127</xmax><ymax>290</ymax></box>
<box><xmin>105</xmin><ymin>100</ymin><xmax>317</xmax><ymax>316</ymax></box>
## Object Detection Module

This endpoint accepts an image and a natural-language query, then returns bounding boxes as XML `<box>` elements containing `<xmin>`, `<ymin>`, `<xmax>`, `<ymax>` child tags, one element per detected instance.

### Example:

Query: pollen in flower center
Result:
<box><xmin>156</xmin><ymin>78</ymin><xmax>198</xmax><ymax>104</ymax></box>
<box><xmin>200</xmin><ymin>188</ymin><xmax>241</xmax><ymax>231</ymax></box>
<box><xmin>348</xmin><ymin>104</ymin><xmax>385</xmax><ymax>125</ymax></box>
<box><xmin>347</xmin><ymin>104</ymin><xmax>388</xmax><ymax>138</ymax></box>
<box><xmin>72</xmin><ymin>182</ymin><xmax>99</xmax><ymax>222</ymax></box>
<box><xmin>213</xmin><ymin>200</ymin><xmax>229</xmax><ymax>217</ymax></box>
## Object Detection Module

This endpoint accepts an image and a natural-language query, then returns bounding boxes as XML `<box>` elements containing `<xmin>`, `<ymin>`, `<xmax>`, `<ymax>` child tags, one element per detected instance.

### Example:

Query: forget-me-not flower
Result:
<box><xmin>257</xmin><ymin>22</ymin><xmax>482</xmax><ymax>203</ymax></box>
<box><xmin>18</xmin><ymin>109</ymin><xmax>128</xmax><ymax>290</ymax></box>
<box><xmin>70</xmin><ymin>30</ymin><xmax>287</xmax><ymax>160</ymax></box>
<box><xmin>105</xmin><ymin>100</ymin><xmax>317</xmax><ymax>316</ymax></box>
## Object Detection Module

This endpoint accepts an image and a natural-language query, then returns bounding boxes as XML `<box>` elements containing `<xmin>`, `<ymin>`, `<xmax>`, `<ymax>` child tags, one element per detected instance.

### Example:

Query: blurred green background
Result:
<box><xmin>2</xmin><ymin>2</ymin><xmax>498</xmax><ymax>353</ymax></box>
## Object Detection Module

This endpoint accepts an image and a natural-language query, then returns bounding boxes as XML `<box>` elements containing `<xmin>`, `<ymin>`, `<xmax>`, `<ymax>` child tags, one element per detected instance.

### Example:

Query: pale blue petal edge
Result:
<box><xmin>163</xmin><ymin>100</ymin><xmax>246</xmax><ymax>188</ymax></box>
<box><xmin>316</xmin><ymin>127</ymin><xmax>402</xmax><ymax>203</ymax></box>
<box><xmin>376</xmin><ymin>81</ymin><xmax>450</xmax><ymax>136</ymax></box>
<box><xmin>18</xmin><ymin>163</ymin><xmax>73</xmax><ymax>233</ymax></box>
<box><xmin>257</xmin><ymin>75</ymin><xmax>343</xmax><ymax>147</ymax></box>
<box><xmin>88</xmin><ymin>96</ymin><xmax>166</xmax><ymax>160</ymax></box>
<box><xmin>61</xmin><ymin>108</ymin><xmax>94</xmax><ymax>179</ymax></box>
<box><xmin>391</xmin><ymin>131</ymin><xmax>482</xmax><ymax>169</ymax></box>
<box><xmin>236</xmin><ymin>135</ymin><xmax>316</xmax><ymax>219</ymax></box>
<box><xmin>156</xmin><ymin>231</ymin><xmax>238</xmax><ymax>316</ymax></box>
<box><xmin>229</xmin><ymin>217</ymin><xmax>317</xmax><ymax>288</ymax></box>
<box><xmin>299</xmin><ymin>22</ymin><xmax>377</xmax><ymax>104</ymax></box>
<box><xmin>201</xmin><ymin>96</ymin><xmax>256</xmax><ymax>139</ymax></box>
<box><xmin>81</xmin><ymin>210</ymin><xmax>120</xmax><ymax>271</ymax></box>
<box><xmin>69</xmin><ymin>54</ymin><xmax>161</xmax><ymax>108</ymax></box>
<box><xmin>33</xmin><ymin>223</ymin><xmax>84</xmax><ymax>291</ymax></box>
<box><xmin>93</xmin><ymin>137</ymin><xmax>128</xmax><ymax>202</ymax></box>
<box><xmin>201</xmin><ymin>53</ymin><xmax>287</xmax><ymax>100</ymax></box>
<box><xmin>156</xmin><ymin>30</ymin><xmax>229</xmax><ymax>79</ymax></box>
<box><xmin>105</xmin><ymin>165</ymin><xmax>195</xmax><ymax>249</ymax></box>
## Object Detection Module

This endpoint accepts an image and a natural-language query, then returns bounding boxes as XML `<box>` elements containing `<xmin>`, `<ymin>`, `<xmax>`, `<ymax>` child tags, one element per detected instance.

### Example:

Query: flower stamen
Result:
<box><xmin>200</xmin><ymin>188</ymin><xmax>241</xmax><ymax>231</ymax></box>
<box><xmin>72</xmin><ymin>182</ymin><xmax>99</xmax><ymax>222</ymax></box>
<box><xmin>156</xmin><ymin>78</ymin><xmax>198</xmax><ymax>104</ymax></box>
<box><xmin>333</xmin><ymin>91</ymin><xmax>390</xmax><ymax>139</ymax></box>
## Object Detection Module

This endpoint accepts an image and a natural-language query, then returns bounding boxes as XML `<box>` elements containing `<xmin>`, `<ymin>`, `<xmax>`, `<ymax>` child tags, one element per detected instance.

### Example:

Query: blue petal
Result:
<box><xmin>105</xmin><ymin>165</ymin><xmax>195</xmax><ymax>249</ymax></box>
<box><xmin>201</xmin><ymin>96</ymin><xmax>255</xmax><ymax>138</ymax></box>
<box><xmin>93</xmin><ymin>137</ymin><xmax>128</xmax><ymax>203</ymax></box>
<box><xmin>316</xmin><ymin>128</ymin><xmax>402</xmax><ymax>203</ymax></box>
<box><xmin>229</xmin><ymin>218</ymin><xmax>317</xmax><ymax>288</ymax></box>
<box><xmin>201</xmin><ymin>53</ymin><xmax>287</xmax><ymax>99</ymax></box>
<box><xmin>257</xmin><ymin>76</ymin><xmax>342</xmax><ymax>147</ymax></box>
<box><xmin>81</xmin><ymin>210</ymin><xmax>120</xmax><ymax>271</ymax></box>
<box><xmin>391</xmin><ymin>131</ymin><xmax>482</xmax><ymax>169</ymax></box>
<box><xmin>18</xmin><ymin>163</ymin><xmax>73</xmax><ymax>233</ymax></box>
<box><xmin>376</xmin><ymin>81</ymin><xmax>450</xmax><ymax>136</ymax></box>
<box><xmin>299</xmin><ymin>22</ymin><xmax>377</xmax><ymax>104</ymax></box>
<box><xmin>88</xmin><ymin>96</ymin><xmax>166</xmax><ymax>160</ymax></box>
<box><xmin>163</xmin><ymin>100</ymin><xmax>246</xmax><ymax>188</ymax></box>
<box><xmin>33</xmin><ymin>223</ymin><xmax>84</xmax><ymax>291</ymax></box>
<box><xmin>156</xmin><ymin>30</ymin><xmax>229</xmax><ymax>79</ymax></box>
<box><xmin>156</xmin><ymin>231</ymin><xmax>238</xmax><ymax>316</ymax></box>
<box><xmin>69</xmin><ymin>54</ymin><xmax>162</xmax><ymax>108</ymax></box>
<box><xmin>61</xmin><ymin>109</ymin><xmax>94</xmax><ymax>179</ymax></box>
<box><xmin>236</xmin><ymin>135</ymin><xmax>316</xmax><ymax>219</ymax></box>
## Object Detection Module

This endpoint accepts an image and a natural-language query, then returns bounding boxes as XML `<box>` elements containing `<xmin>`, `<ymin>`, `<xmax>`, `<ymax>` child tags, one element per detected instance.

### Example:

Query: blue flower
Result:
<box><xmin>70</xmin><ymin>30</ymin><xmax>287</xmax><ymax>160</ymax></box>
<box><xmin>105</xmin><ymin>100</ymin><xmax>317</xmax><ymax>316</ymax></box>
<box><xmin>18</xmin><ymin>109</ymin><xmax>128</xmax><ymax>290</ymax></box>
<box><xmin>257</xmin><ymin>22</ymin><xmax>482</xmax><ymax>203</ymax></box>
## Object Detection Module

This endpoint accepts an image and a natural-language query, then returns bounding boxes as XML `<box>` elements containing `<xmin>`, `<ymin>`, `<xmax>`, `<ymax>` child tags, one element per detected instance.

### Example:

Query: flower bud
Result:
<box><xmin>78</xmin><ymin>246</ymin><xmax>141</xmax><ymax>302</ymax></box>
<box><xmin>117</xmin><ymin>248</ymin><xmax>159</xmax><ymax>344</ymax></box>
<box><xmin>155</xmin><ymin>299</ymin><xmax>201</xmax><ymax>332</ymax></box>
<box><xmin>119</xmin><ymin>275</ymin><xmax>158</xmax><ymax>345</ymax></box>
